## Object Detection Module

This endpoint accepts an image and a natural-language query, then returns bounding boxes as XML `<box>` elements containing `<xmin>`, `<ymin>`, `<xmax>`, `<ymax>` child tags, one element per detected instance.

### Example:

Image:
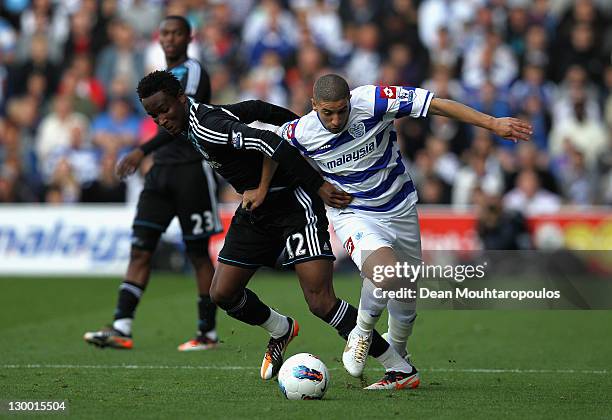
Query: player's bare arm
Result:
<box><xmin>428</xmin><ymin>98</ymin><xmax>533</xmax><ymax>143</ymax></box>
<box><xmin>242</xmin><ymin>156</ymin><xmax>279</xmax><ymax>210</ymax></box>
<box><xmin>115</xmin><ymin>129</ymin><xmax>175</xmax><ymax>178</ymax></box>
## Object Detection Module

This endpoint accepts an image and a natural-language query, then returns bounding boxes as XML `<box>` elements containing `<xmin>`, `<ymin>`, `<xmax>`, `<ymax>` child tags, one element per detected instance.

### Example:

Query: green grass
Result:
<box><xmin>1</xmin><ymin>273</ymin><xmax>611</xmax><ymax>419</ymax></box>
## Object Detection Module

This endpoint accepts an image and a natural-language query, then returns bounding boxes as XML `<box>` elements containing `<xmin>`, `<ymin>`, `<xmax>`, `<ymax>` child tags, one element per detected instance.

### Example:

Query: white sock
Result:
<box><xmin>375</xmin><ymin>345</ymin><xmax>412</xmax><ymax>373</ymax></box>
<box><xmin>387</xmin><ymin>316</ymin><xmax>413</xmax><ymax>358</ymax></box>
<box><xmin>356</xmin><ymin>308</ymin><xmax>380</xmax><ymax>336</ymax></box>
<box><xmin>204</xmin><ymin>329</ymin><xmax>218</xmax><ymax>341</ymax></box>
<box><xmin>260</xmin><ymin>309</ymin><xmax>289</xmax><ymax>338</ymax></box>
<box><xmin>113</xmin><ymin>318</ymin><xmax>132</xmax><ymax>336</ymax></box>
<box><xmin>386</xmin><ymin>300</ymin><xmax>416</xmax><ymax>358</ymax></box>
<box><xmin>356</xmin><ymin>277</ymin><xmax>386</xmax><ymax>334</ymax></box>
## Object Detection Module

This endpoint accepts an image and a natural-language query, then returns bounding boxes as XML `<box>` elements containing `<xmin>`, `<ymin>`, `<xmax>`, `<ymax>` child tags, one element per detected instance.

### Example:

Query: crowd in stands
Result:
<box><xmin>1</xmin><ymin>0</ymin><xmax>611</xmax><ymax>215</ymax></box>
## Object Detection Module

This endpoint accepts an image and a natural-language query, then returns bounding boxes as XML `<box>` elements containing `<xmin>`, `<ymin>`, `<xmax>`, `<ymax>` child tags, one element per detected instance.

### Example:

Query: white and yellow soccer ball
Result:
<box><xmin>278</xmin><ymin>353</ymin><xmax>329</xmax><ymax>400</ymax></box>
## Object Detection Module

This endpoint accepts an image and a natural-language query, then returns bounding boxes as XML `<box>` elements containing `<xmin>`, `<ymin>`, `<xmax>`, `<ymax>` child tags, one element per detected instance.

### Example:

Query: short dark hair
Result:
<box><xmin>313</xmin><ymin>74</ymin><xmax>350</xmax><ymax>102</ymax></box>
<box><xmin>162</xmin><ymin>15</ymin><xmax>191</xmax><ymax>34</ymax></box>
<box><xmin>137</xmin><ymin>70</ymin><xmax>182</xmax><ymax>100</ymax></box>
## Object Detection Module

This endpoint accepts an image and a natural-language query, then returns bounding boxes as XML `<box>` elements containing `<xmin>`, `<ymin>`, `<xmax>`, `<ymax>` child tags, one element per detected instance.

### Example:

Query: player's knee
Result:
<box><xmin>209</xmin><ymin>283</ymin><xmax>241</xmax><ymax>307</ymax></box>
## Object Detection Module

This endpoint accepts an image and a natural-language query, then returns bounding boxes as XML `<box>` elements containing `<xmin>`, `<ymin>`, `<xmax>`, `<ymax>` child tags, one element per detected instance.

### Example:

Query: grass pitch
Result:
<box><xmin>1</xmin><ymin>273</ymin><xmax>611</xmax><ymax>419</ymax></box>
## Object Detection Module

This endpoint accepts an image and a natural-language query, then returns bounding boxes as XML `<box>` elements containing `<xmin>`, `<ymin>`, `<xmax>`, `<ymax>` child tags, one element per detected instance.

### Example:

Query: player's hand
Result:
<box><xmin>116</xmin><ymin>148</ymin><xmax>145</xmax><ymax>179</ymax></box>
<box><xmin>318</xmin><ymin>181</ymin><xmax>353</xmax><ymax>209</ymax></box>
<box><xmin>242</xmin><ymin>188</ymin><xmax>267</xmax><ymax>211</ymax></box>
<box><xmin>491</xmin><ymin>117</ymin><xmax>533</xmax><ymax>143</ymax></box>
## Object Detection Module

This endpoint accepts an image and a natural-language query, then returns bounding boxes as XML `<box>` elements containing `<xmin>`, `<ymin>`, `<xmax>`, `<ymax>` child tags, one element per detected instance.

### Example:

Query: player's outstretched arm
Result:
<box><xmin>242</xmin><ymin>156</ymin><xmax>279</xmax><ymax>211</ymax></box>
<box><xmin>428</xmin><ymin>98</ymin><xmax>533</xmax><ymax>143</ymax></box>
<box><xmin>115</xmin><ymin>128</ymin><xmax>174</xmax><ymax>178</ymax></box>
<box><xmin>223</xmin><ymin>100</ymin><xmax>299</xmax><ymax>126</ymax></box>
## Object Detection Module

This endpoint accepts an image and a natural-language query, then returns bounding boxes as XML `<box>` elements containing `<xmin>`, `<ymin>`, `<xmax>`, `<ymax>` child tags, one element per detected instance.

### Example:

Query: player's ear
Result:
<box><xmin>311</xmin><ymin>97</ymin><xmax>317</xmax><ymax>111</ymax></box>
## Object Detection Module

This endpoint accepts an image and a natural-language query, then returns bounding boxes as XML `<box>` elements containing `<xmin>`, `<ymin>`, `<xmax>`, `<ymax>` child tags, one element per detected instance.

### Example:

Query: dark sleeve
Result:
<box><xmin>202</xmin><ymin>113</ymin><xmax>324</xmax><ymax>192</ymax></box>
<box><xmin>222</xmin><ymin>100</ymin><xmax>299</xmax><ymax>126</ymax></box>
<box><xmin>139</xmin><ymin>127</ymin><xmax>175</xmax><ymax>155</ymax></box>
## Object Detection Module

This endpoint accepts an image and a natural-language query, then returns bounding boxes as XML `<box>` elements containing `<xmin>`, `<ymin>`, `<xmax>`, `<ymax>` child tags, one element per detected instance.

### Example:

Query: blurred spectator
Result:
<box><xmin>425</xmin><ymin>135</ymin><xmax>460</xmax><ymax>188</ymax></box>
<box><xmin>417</xmin><ymin>0</ymin><xmax>477</xmax><ymax>51</ymax></box>
<box><xmin>67</xmin><ymin>54</ymin><xmax>106</xmax><ymax>111</ymax></box>
<box><xmin>554</xmin><ymin>22</ymin><xmax>605</xmax><ymax>83</ymax></box>
<box><xmin>118</xmin><ymin>0</ymin><xmax>162</xmax><ymax>40</ymax></box>
<box><xmin>346</xmin><ymin>23</ymin><xmax>381</xmax><ymax>85</ymax></box>
<box><xmin>56</xmin><ymin>68</ymin><xmax>98</xmax><ymax>119</ymax></box>
<box><xmin>463</xmin><ymin>29</ymin><xmax>518</xmax><ymax>90</ymax></box>
<box><xmin>521</xmin><ymin>25</ymin><xmax>550</xmax><ymax>71</ymax></box>
<box><xmin>91</xmin><ymin>96</ymin><xmax>141</xmax><ymax>154</ymax></box>
<box><xmin>553</xmin><ymin>0</ymin><xmax>608</xmax><ymax>82</ymax></box>
<box><xmin>339</xmin><ymin>0</ymin><xmax>381</xmax><ymax>27</ymax></box>
<box><xmin>503</xmin><ymin>169</ymin><xmax>561</xmax><ymax>215</ymax></box>
<box><xmin>18</xmin><ymin>0</ymin><xmax>69</xmax><ymax>61</ymax></box>
<box><xmin>62</xmin><ymin>8</ymin><xmax>96</xmax><ymax>66</ymax></box>
<box><xmin>0</xmin><ymin>155</ymin><xmax>38</xmax><ymax>202</ymax></box>
<box><xmin>199</xmin><ymin>19</ymin><xmax>239</xmax><ymax>72</ymax></box>
<box><xmin>452</xmin><ymin>152</ymin><xmax>503</xmax><ymax>207</ymax></box>
<box><xmin>419</xmin><ymin>174</ymin><xmax>451</xmax><ymax>205</ymax></box>
<box><xmin>45</xmin><ymin>157</ymin><xmax>80</xmax><ymax>203</ymax></box>
<box><xmin>81</xmin><ymin>152</ymin><xmax>126</xmax><ymax>203</ymax></box>
<box><xmin>240</xmin><ymin>51</ymin><xmax>288</xmax><ymax>106</ymax></box>
<box><xmin>556</xmin><ymin>146</ymin><xmax>596</xmax><ymax>205</ymax></box>
<box><xmin>210</xmin><ymin>65</ymin><xmax>240</xmax><ymax>105</ymax></box>
<box><xmin>552</xmin><ymin>65</ymin><xmax>600</xmax><ymax>124</ymax></box>
<box><xmin>504</xmin><ymin>142</ymin><xmax>559</xmax><ymax>194</ymax></box>
<box><xmin>509</xmin><ymin>63</ymin><xmax>555</xmax><ymax>113</ymax></box>
<box><xmin>95</xmin><ymin>19</ymin><xmax>144</xmax><ymax>92</ymax></box>
<box><xmin>44</xmin><ymin>124</ymin><xmax>99</xmax><ymax>184</ymax></box>
<box><xmin>6</xmin><ymin>95</ymin><xmax>40</xmax><ymax>170</ymax></box>
<box><xmin>386</xmin><ymin>43</ymin><xmax>426</xmax><ymax>86</ymax></box>
<box><xmin>8</xmin><ymin>33</ymin><xmax>60</xmax><ymax>99</ymax></box>
<box><xmin>35</xmin><ymin>94</ymin><xmax>88</xmax><ymax>174</ymax></box>
<box><xmin>296</xmin><ymin>0</ymin><xmax>347</xmax><ymax>59</ymax></box>
<box><xmin>477</xmin><ymin>192</ymin><xmax>531</xmax><ymax>250</ymax></box>
<box><xmin>242</xmin><ymin>0</ymin><xmax>297</xmax><ymax>66</ymax></box>
<box><xmin>428</xmin><ymin>26</ymin><xmax>458</xmax><ymax>72</ymax></box>
<box><xmin>549</xmin><ymin>91</ymin><xmax>607</xmax><ymax>168</ymax></box>
<box><xmin>506</xmin><ymin>3</ymin><xmax>530</xmax><ymax>59</ymax></box>
<box><xmin>43</xmin><ymin>183</ymin><xmax>64</xmax><ymax>204</ymax></box>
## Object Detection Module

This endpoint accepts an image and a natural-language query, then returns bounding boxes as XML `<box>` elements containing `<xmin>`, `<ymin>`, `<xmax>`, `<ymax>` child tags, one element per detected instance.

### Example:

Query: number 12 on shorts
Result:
<box><xmin>285</xmin><ymin>232</ymin><xmax>306</xmax><ymax>259</ymax></box>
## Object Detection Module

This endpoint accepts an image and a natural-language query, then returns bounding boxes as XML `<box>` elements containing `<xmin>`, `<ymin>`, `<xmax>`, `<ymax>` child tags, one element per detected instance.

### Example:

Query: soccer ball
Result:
<box><xmin>278</xmin><ymin>353</ymin><xmax>329</xmax><ymax>400</ymax></box>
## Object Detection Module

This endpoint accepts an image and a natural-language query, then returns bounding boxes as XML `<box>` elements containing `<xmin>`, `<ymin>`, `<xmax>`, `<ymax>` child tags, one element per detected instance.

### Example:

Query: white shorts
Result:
<box><xmin>328</xmin><ymin>204</ymin><xmax>422</xmax><ymax>271</ymax></box>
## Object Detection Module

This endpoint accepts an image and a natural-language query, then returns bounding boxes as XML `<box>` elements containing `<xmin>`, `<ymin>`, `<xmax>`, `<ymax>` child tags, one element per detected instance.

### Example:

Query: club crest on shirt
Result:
<box><xmin>344</xmin><ymin>237</ymin><xmax>355</xmax><ymax>256</ymax></box>
<box><xmin>231</xmin><ymin>130</ymin><xmax>244</xmax><ymax>149</ymax></box>
<box><xmin>282</xmin><ymin>120</ymin><xmax>298</xmax><ymax>140</ymax></box>
<box><xmin>398</xmin><ymin>88</ymin><xmax>415</xmax><ymax>103</ymax></box>
<box><xmin>348</xmin><ymin>121</ymin><xmax>366</xmax><ymax>138</ymax></box>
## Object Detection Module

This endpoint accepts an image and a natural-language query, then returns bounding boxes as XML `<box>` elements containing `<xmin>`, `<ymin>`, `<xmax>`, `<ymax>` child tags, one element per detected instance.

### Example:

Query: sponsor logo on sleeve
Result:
<box><xmin>231</xmin><ymin>130</ymin><xmax>244</xmax><ymax>149</ymax></box>
<box><xmin>398</xmin><ymin>88</ymin><xmax>415</xmax><ymax>103</ymax></box>
<box><xmin>379</xmin><ymin>86</ymin><xmax>397</xmax><ymax>99</ymax></box>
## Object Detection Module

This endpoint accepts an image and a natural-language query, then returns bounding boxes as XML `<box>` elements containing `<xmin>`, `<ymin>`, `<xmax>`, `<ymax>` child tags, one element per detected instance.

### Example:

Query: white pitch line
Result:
<box><xmin>0</xmin><ymin>365</ymin><xmax>609</xmax><ymax>375</ymax></box>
